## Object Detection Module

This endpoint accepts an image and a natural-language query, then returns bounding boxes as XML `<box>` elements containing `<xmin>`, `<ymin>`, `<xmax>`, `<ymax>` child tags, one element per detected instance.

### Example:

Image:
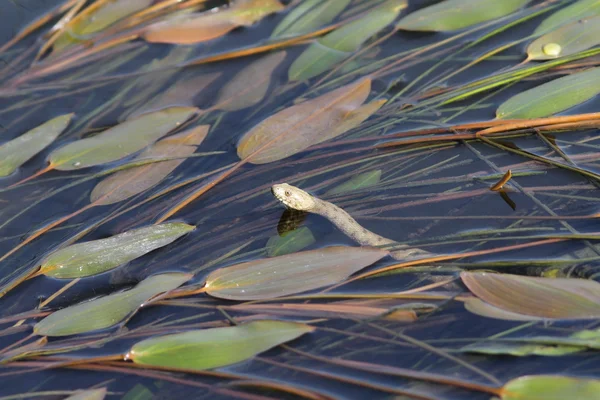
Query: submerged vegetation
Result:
<box><xmin>0</xmin><ymin>0</ymin><xmax>600</xmax><ymax>398</ymax></box>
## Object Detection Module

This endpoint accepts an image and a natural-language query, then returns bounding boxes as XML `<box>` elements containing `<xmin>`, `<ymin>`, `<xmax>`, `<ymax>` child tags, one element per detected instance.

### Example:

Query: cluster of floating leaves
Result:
<box><xmin>0</xmin><ymin>0</ymin><xmax>599</xmax><ymax>399</ymax></box>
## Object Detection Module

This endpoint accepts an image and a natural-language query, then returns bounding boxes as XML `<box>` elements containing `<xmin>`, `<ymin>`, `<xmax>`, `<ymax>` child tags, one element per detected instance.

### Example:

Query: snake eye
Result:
<box><xmin>285</xmin><ymin>191</ymin><xmax>291</xmax><ymax>197</ymax></box>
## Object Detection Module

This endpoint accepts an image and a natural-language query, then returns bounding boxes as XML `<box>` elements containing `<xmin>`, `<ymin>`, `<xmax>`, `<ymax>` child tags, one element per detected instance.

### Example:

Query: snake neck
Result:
<box><xmin>311</xmin><ymin>198</ymin><xmax>396</xmax><ymax>247</ymax></box>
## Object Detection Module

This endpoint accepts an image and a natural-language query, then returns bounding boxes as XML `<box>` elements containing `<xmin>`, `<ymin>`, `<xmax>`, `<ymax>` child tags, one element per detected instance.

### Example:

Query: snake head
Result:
<box><xmin>272</xmin><ymin>183</ymin><xmax>316</xmax><ymax>211</ymax></box>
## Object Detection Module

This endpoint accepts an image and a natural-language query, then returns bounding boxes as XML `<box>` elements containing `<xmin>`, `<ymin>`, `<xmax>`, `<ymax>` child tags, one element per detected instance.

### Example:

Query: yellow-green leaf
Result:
<box><xmin>204</xmin><ymin>246</ymin><xmax>389</xmax><ymax>300</ymax></box>
<box><xmin>288</xmin><ymin>0</ymin><xmax>406</xmax><ymax>81</ymax></box>
<box><xmin>501</xmin><ymin>375</ymin><xmax>600</xmax><ymax>400</ymax></box>
<box><xmin>215</xmin><ymin>51</ymin><xmax>286</xmax><ymax>111</ymax></box>
<box><xmin>271</xmin><ymin>0</ymin><xmax>351</xmax><ymax>38</ymax></box>
<box><xmin>48</xmin><ymin>106</ymin><xmax>198</xmax><ymax>171</ymax></box>
<box><xmin>266</xmin><ymin>226</ymin><xmax>315</xmax><ymax>257</ymax></box>
<box><xmin>534</xmin><ymin>0</ymin><xmax>600</xmax><ymax>34</ymax></box>
<box><xmin>0</xmin><ymin>114</ymin><xmax>73</xmax><ymax>177</ymax></box>
<box><xmin>237</xmin><ymin>78</ymin><xmax>372</xmax><ymax>164</ymax></box>
<box><xmin>90</xmin><ymin>126</ymin><xmax>209</xmax><ymax>205</ymax></box>
<box><xmin>143</xmin><ymin>0</ymin><xmax>284</xmax><ymax>44</ymax></box>
<box><xmin>326</xmin><ymin>170</ymin><xmax>382</xmax><ymax>196</ymax></box>
<box><xmin>396</xmin><ymin>0</ymin><xmax>530</xmax><ymax>32</ymax></box>
<box><xmin>34</xmin><ymin>273</ymin><xmax>191</xmax><ymax>336</ymax></box>
<box><xmin>66</xmin><ymin>388</ymin><xmax>107</xmax><ymax>400</ymax></box>
<box><xmin>527</xmin><ymin>16</ymin><xmax>600</xmax><ymax>60</ymax></box>
<box><xmin>39</xmin><ymin>222</ymin><xmax>195</xmax><ymax>279</ymax></box>
<box><xmin>496</xmin><ymin>67</ymin><xmax>600</xmax><ymax>119</ymax></box>
<box><xmin>460</xmin><ymin>342</ymin><xmax>585</xmax><ymax>357</ymax></box>
<box><xmin>126</xmin><ymin>320</ymin><xmax>315</xmax><ymax>370</ymax></box>
<box><xmin>461</xmin><ymin>272</ymin><xmax>600</xmax><ymax>319</ymax></box>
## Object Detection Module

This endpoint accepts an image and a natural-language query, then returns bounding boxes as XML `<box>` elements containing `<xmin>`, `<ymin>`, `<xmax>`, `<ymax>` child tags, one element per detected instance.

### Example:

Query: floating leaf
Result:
<box><xmin>288</xmin><ymin>0</ymin><xmax>406</xmax><ymax>81</ymax></box>
<box><xmin>126</xmin><ymin>320</ymin><xmax>314</xmax><ymax>370</ymax></box>
<box><xmin>460</xmin><ymin>341</ymin><xmax>585</xmax><ymax>356</ymax></box>
<box><xmin>527</xmin><ymin>16</ymin><xmax>600</xmax><ymax>60</ymax></box>
<box><xmin>461</xmin><ymin>272</ymin><xmax>600</xmax><ymax>319</ymax></box>
<box><xmin>143</xmin><ymin>0</ymin><xmax>285</xmax><ymax>44</ymax></box>
<box><xmin>496</xmin><ymin>67</ymin><xmax>600</xmax><ymax>119</ymax></box>
<box><xmin>39</xmin><ymin>223</ymin><xmax>195</xmax><ymax>279</ymax></box>
<box><xmin>534</xmin><ymin>0</ymin><xmax>600</xmax><ymax>34</ymax></box>
<box><xmin>266</xmin><ymin>226</ymin><xmax>315</xmax><ymax>257</ymax></box>
<box><xmin>66</xmin><ymin>388</ymin><xmax>107</xmax><ymax>400</ymax></box>
<box><xmin>396</xmin><ymin>0</ymin><xmax>530</xmax><ymax>32</ymax></box>
<box><xmin>35</xmin><ymin>273</ymin><xmax>191</xmax><ymax>336</ymax></box>
<box><xmin>0</xmin><ymin>114</ymin><xmax>73</xmax><ymax>177</ymax></box>
<box><xmin>326</xmin><ymin>169</ymin><xmax>382</xmax><ymax>195</ymax></box>
<box><xmin>48</xmin><ymin>107</ymin><xmax>198</xmax><ymax>171</ymax></box>
<box><xmin>271</xmin><ymin>0</ymin><xmax>351</xmax><ymax>38</ymax></box>
<box><xmin>501</xmin><ymin>375</ymin><xmax>600</xmax><ymax>400</ymax></box>
<box><xmin>54</xmin><ymin>0</ymin><xmax>153</xmax><ymax>52</ymax></box>
<box><xmin>204</xmin><ymin>246</ymin><xmax>388</xmax><ymax>300</ymax></box>
<box><xmin>90</xmin><ymin>126</ymin><xmax>209</xmax><ymax>205</ymax></box>
<box><xmin>237</xmin><ymin>78</ymin><xmax>373</xmax><ymax>164</ymax></box>
<box><xmin>463</xmin><ymin>297</ymin><xmax>545</xmax><ymax>321</ymax></box>
<box><xmin>215</xmin><ymin>51</ymin><xmax>286</xmax><ymax>111</ymax></box>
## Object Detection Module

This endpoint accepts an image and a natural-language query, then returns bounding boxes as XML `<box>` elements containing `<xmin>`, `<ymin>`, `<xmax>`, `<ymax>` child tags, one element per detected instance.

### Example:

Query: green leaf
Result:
<box><xmin>534</xmin><ymin>0</ymin><xmax>600</xmax><ymax>34</ymax></box>
<box><xmin>34</xmin><ymin>273</ymin><xmax>191</xmax><ymax>336</ymax></box>
<box><xmin>528</xmin><ymin>16</ymin><xmax>600</xmax><ymax>60</ymax></box>
<box><xmin>289</xmin><ymin>0</ymin><xmax>406</xmax><ymax>81</ymax></box>
<box><xmin>0</xmin><ymin>114</ymin><xmax>73</xmax><ymax>177</ymax></box>
<box><xmin>396</xmin><ymin>0</ymin><xmax>530</xmax><ymax>32</ymax></box>
<box><xmin>271</xmin><ymin>0</ymin><xmax>351</xmax><ymax>38</ymax></box>
<box><xmin>65</xmin><ymin>388</ymin><xmax>107</xmax><ymax>400</ymax></box>
<box><xmin>461</xmin><ymin>272</ymin><xmax>600</xmax><ymax>319</ymax></box>
<box><xmin>90</xmin><ymin>126</ymin><xmax>209</xmax><ymax>205</ymax></box>
<box><xmin>215</xmin><ymin>51</ymin><xmax>286</xmax><ymax>111</ymax></box>
<box><xmin>266</xmin><ymin>226</ymin><xmax>315</xmax><ymax>257</ymax></box>
<box><xmin>39</xmin><ymin>222</ymin><xmax>195</xmax><ymax>279</ymax></box>
<box><xmin>126</xmin><ymin>320</ymin><xmax>315</xmax><ymax>370</ymax></box>
<box><xmin>460</xmin><ymin>342</ymin><xmax>585</xmax><ymax>356</ymax></box>
<box><xmin>496</xmin><ymin>67</ymin><xmax>600</xmax><ymax>119</ymax></box>
<box><xmin>501</xmin><ymin>375</ymin><xmax>600</xmax><ymax>400</ymax></box>
<box><xmin>325</xmin><ymin>169</ymin><xmax>382</xmax><ymax>195</ymax></box>
<box><xmin>204</xmin><ymin>246</ymin><xmax>389</xmax><ymax>300</ymax></box>
<box><xmin>122</xmin><ymin>384</ymin><xmax>153</xmax><ymax>400</ymax></box>
<box><xmin>48</xmin><ymin>107</ymin><xmax>198</xmax><ymax>171</ymax></box>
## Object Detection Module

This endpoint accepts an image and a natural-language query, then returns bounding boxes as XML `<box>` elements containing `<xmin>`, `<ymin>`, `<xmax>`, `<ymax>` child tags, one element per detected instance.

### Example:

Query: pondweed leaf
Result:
<box><xmin>126</xmin><ymin>320</ymin><xmax>315</xmax><ymax>370</ymax></box>
<box><xmin>496</xmin><ymin>67</ymin><xmax>600</xmax><ymax>119</ymax></box>
<box><xmin>534</xmin><ymin>0</ymin><xmax>600</xmax><ymax>34</ymax></box>
<box><xmin>325</xmin><ymin>170</ymin><xmax>382</xmax><ymax>196</ymax></box>
<box><xmin>204</xmin><ymin>246</ymin><xmax>389</xmax><ymax>300</ymax></box>
<box><xmin>460</xmin><ymin>341</ymin><xmax>585</xmax><ymax>357</ymax></box>
<box><xmin>34</xmin><ymin>273</ymin><xmax>191</xmax><ymax>336</ymax></box>
<box><xmin>271</xmin><ymin>0</ymin><xmax>351</xmax><ymax>38</ymax></box>
<box><xmin>215</xmin><ymin>51</ymin><xmax>286</xmax><ymax>111</ymax></box>
<box><xmin>288</xmin><ymin>0</ymin><xmax>406</xmax><ymax>81</ymax></box>
<box><xmin>53</xmin><ymin>0</ymin><xmax>153</xmax><ymax>53</ymax></box>
<box><xmin>39</xmin><ymin>222</ymin><xmax>195</xmax><ymax>279</ymax></box>
<box><xmin>266</xmin><ymin>226</ymin><xmax>315</xmax><ymax>257</ymax></box>
<box><xmin>501</xmin><ymin>375</ymin><xmax>600</xmax><ymax>400</ymax></box>
<box><xmin>90</xmin><ymin>126</ymin><xmax>209</xmax><ymax>205</ymax></box>
<box><xmin>65</xmin><ymin>388</ymin><xmax>107</xmax><ymax>400</ymax></box>
<box><xmin>237</xmin><ymin>78</ymin><xmax>374</xmax><ymax>164</ymax></box>
<box><xmin>143</xmin><ymin>0</ymin><xmax>284</xmax><ymax>44</ymax></box>
<box><xmin>463</xmin><ymin>298</ymin><xmax>546</xmax><ymax>321</ymax></box>
<box><xmin>396</xmin><ymin>0</ymin><xmax>530</xmax><ymax>32</ymax></box>
<box><xmin>48</xmin><ymin>107</ymin><xmax>198</xmax><ymax>171</ymax></box>
<box><xmin>0</xmin><ymin>113</ymin><xmax>72</xmax><ymax>177</ymax></box>
<box><xmin>461</xmin><ymin>272</ymin><xmax>600</xmax><ymax>319</ymax></box>
<box><xmin>527</xmin><ymin>16</ymin><xmax>600</xmax><ymax>60</ymax></box>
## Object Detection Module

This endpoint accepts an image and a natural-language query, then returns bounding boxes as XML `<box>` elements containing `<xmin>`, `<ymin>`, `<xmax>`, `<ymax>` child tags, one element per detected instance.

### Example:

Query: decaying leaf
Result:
<box><xmin>39</xmin><ymin>222</ymin><xmax>195</xmax><ymax>278</ymax></box>
<box><xmin>126</xmin><ymin>320</ymin><xmax>315</xmax><ymax>370</ymax></box>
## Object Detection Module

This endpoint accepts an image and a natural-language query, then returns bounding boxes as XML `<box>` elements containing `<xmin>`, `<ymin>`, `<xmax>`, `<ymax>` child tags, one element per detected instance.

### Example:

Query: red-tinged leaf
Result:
<box><xmin>461</xmin><ymin>272</ymin><xmax>600</xmax><ymax>319</ymax></box>
<box><xmin>204</xmin><ymin>246</ymin><xmax>389</xmax><ymax>300</ymax></box>
<box><xmin>142</xmin><ymin>0</ymin><xmax>285</xmax><ymax>45</ymax></box>
<box><xmin>463</xmin><ymin>297</ymin><xmax>546</xmax><ymax>321</ymax></box>
<box><xmin>237</xmin><ymin>78</ymin><xmax>372</xmax><ymax>164</ymax></box>
<box><xmin>90</xmin><ymin>125</ymin><xmax>209</xmax><ymax>205</ymax></box>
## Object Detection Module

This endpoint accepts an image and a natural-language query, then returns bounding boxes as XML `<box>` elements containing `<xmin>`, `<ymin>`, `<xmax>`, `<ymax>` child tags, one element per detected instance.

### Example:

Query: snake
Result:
<box><xmin>272</xmin><ymin>183</ymin><xmax>431</xmax><ymax>260</ymax></box>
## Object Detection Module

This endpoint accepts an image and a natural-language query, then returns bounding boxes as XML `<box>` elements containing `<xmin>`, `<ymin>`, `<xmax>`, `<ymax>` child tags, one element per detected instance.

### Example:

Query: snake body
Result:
<box><xmin>272</xmin><ymin>183</ymin><xmax>431</xmax><ymax>260</ymax></box>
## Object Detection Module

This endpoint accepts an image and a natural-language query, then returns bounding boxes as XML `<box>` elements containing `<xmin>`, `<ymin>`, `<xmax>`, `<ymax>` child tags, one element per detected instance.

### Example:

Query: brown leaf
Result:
<box><xmin>237</xmin><ymin>78</ymin><xmax>372</xmax><ymax>164</ymax></box>
<box><xmin>143</xmin><ymin>0</ymin><xmax>285</xmax><ymax>44</ymax></box>
<box><xmin>90</xmin><ymin>125</ymin><xmax>209</xmax><ymax>205</ymax></box>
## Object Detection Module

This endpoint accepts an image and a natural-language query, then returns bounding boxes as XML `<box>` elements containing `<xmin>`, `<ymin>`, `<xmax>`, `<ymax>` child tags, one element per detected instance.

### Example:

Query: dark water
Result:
<box><xmin>0</xmin><ymin>0</ymin><xmax>599</xmax><ymax>399</ymax></box>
